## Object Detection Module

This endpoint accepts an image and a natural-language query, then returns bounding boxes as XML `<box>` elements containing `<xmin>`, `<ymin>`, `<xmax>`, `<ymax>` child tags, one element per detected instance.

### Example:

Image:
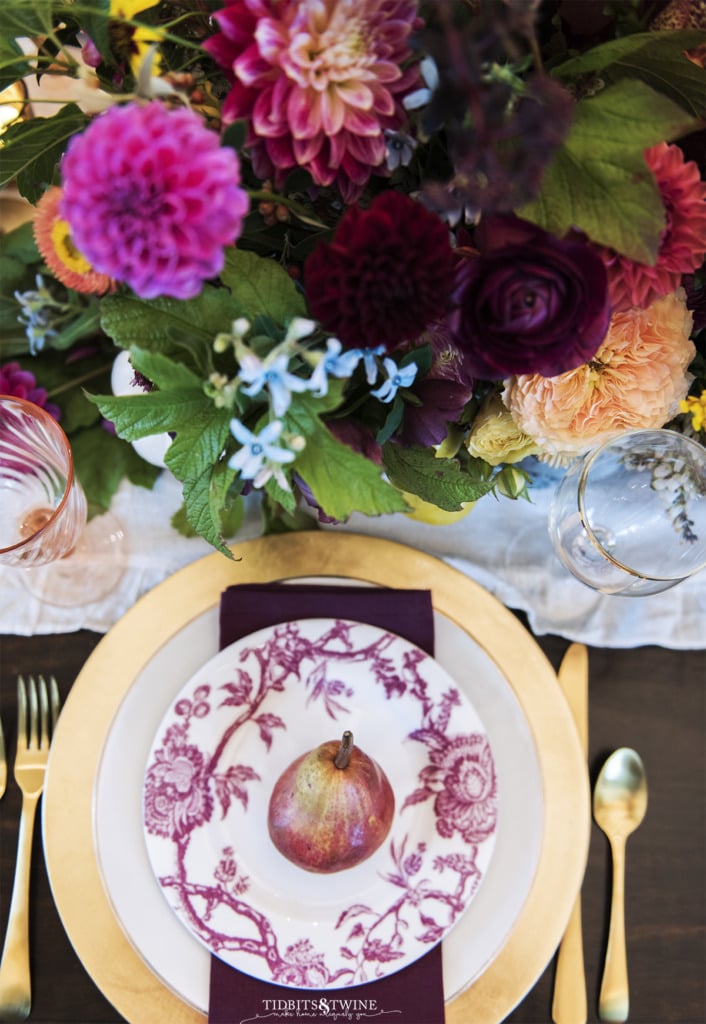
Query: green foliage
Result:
<box><xmin>100</xmin><ymin>288</ymin><xmax>241</xmax><ymax>372</ymax></box>
<box><xmin>553</xmin><ymin>30</ymin><xmax>706</xmax><ymax>117</ymax></box>
<box><xmin>88</xmin><ymin>348</ymin><xmax>236</xmax><ymax>554</ymax></box>
<box><xmin>520</xmin><ymin>79</ymin><xmax>700</xmax><ymax>263</ymax></box>
<box><xmin>284</xmin><ymin>393</ymin><xmax>408</xmax><ymax>521</ymax></box>
<box><xmin>221</xmin><ymin>248</ymin><xmax>307</xmax><ymax>324</ymax></box>
<box><xmin>0</xmin><ymin>0</ymin><xmax>54</xmax><ymax>39</ymax></box>
<box><xmin>71</xmin><ymin>426</ymin><xmax>159</xmax><ymax>515</ymax></box>
<box><xmin>382</xmin><ymin>443</ymin><xmax>497</xmax><ymax>510</ymax></box>
<box><xmin>0</xmin><ymin>104</ymin><xmax>89</xmax><ymax>202</ymax></box>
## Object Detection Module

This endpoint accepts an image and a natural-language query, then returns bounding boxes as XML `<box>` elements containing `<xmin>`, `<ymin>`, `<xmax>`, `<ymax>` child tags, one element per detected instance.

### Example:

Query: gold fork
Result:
<box><xmin>0</xmin><ymin>714</ymin><xmax>6</xmax><ymax>799</ymax></box>
<box><xmin>0</xmin><ymin>675</ymin><xmax>60</xmax><ymax>1022</ymax></box>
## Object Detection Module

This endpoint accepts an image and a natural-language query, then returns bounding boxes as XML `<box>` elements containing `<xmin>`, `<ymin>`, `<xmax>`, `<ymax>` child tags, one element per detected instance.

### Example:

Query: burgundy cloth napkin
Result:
<box><xmin>209</xmin><ymin>583</ymin><xmax>444</xmax><ymax>1024</ymax></box>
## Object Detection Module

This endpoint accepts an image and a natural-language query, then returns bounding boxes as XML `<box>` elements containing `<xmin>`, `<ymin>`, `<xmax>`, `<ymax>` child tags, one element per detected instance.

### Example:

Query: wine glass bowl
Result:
<box><xmin>0</xmin><ymin>395</ymin><xmax>126</xmax><ymax>606</ymax></box>
<box><xmin>0</xmin><ymin>395</ymin><xmax>86</xmax><ymax>565</ymax></box>
<box><xmin>548</xmin><ymin>430</ymin><xmax>706</xmax><ymax>596</ymax></box>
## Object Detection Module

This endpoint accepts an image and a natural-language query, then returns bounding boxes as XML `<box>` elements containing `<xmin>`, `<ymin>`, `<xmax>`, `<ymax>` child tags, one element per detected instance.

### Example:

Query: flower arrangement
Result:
<box><xmin>0</xmin><ymin>0</ymin><xmax>704</xmax><ymax>554</ymax></box>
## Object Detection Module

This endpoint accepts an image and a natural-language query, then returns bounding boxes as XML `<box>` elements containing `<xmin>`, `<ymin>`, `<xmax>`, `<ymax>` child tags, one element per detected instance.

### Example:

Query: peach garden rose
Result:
<box><xmin>501</xmin><ymin>289</ymin><xmax>695</xmax><ymax>458</ymax></box>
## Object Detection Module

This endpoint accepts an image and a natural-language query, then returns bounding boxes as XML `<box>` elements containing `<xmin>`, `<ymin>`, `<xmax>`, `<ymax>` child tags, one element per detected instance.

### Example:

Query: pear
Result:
<box><xmin>267</xmin><ymin>731</ymin><xmax>395</xmax><ymax>873</ymax></box>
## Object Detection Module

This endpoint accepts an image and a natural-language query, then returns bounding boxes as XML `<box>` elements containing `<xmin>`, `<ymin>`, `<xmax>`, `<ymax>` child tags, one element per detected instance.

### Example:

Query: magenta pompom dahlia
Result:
<box><xmin>305</xmin><ymin>191</ymin><xmax>455</xmax><ymax>350</ymax></box>
<box><xmin>203</xmin><ymin>0</ymin><xmax>422</xmax><ymax>203</ymax></box>
<box><xmin>595</xmin><ymin>142</ymin><xmax>706</xmax><ymax>312</ymax></box>
<box><xmin>60</xmin><ymin>101</ymin><xmax>249</xmax><ymax>300</ymax></box>
<box><xmin>0</xmin><ymin>362</ymin><xmax>61</xmax><ymax>420</ymax></box>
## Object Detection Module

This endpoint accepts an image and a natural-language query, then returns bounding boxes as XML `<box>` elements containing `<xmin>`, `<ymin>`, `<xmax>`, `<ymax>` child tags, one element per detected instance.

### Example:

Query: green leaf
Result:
<box><xmin>519</xmin><ymin>79</ymin><xmax>700</xmax><ymax>262</ymax></box>
<box><xmin>1</xmin><ymin>0</ymin><xmax>54</xmax><ymax>38</ymax></box>
<box><xmin>0</xmin><ymin>105</ymin><xmax>89</xmax><ymax>203</ymax></box>
<box><xmin>221</xmin><ymin>248</ymin><xmax>307</xmax><ymax>325</ymax></box>
<box><xmin>71</xmin><ymin>426</ymin><xmax>158</xmax><ymax>513</ymax></box>
<box><xmin>99</xmin><ymin>288</ymin><xmax>242</xmax><ymax>373</ymax></box>
<box><xmin>180</xmin><ymin>463</ymin><xmax>235</xmax><ymax>558</ymax></box>
<box><xmin>89</xmin><ymin>386</ymin><xmax>204</xmax><ymax>444</ymax></box>
<box><xmin>49</xmin><ymin>306</ymin><xmax>102</xmax><ymax>351</ymax></box>
<box><xmin>0</xmin><ymin>36</ymin><xmax>34</xmax><ymax>92</ymax></box>
<box><xmin>163</xmin><ymin>406</ymin><xmax>231</xmax><ymax>485</ymax></box>
<box><xmin>0</xmin><ymin>222</ymin><xmax>39</xmax><ymax>265</ymax></box>
<box><xmin>383</xmin><ymin>443</ymin><xmax>496</xmax><ymax>510</ymax></box>
<box><xmin>170</xmin><ymin>503</ymin><xmax>198</xmax><ymax>538</ymax></box>
<box><xmin>264</xmin><ymin>472</ymin><xmax>297</xmax><ymax>516</ymax></box>
<box><xmin>553</xmin><ymin>30</ymin><xmax>706</xmax><ymax>117</ymax></box>
<box><xmin>284</xmin><ymin>394</ymin><xmax>408</xmax><ymax>520</ymax></box>
<box><xmin>127</xmin><ymin>346</ymin><xmax>205</xmax><ymax>392</ymax></box>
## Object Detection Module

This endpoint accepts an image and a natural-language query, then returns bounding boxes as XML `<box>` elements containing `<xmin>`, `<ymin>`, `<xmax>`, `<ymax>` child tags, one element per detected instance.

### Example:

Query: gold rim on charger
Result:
<box><xmin>43</xmin><ymin>532</ymin><xmax>589</xmax><ymax>1024</ymax></box>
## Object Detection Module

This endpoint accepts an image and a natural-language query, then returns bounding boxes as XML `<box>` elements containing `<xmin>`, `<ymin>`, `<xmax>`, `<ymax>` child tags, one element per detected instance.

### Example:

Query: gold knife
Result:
<box><xmin>552</xmin><ymin>642</ymin><xmax>589</xmax><ymax>1024</ymax></box>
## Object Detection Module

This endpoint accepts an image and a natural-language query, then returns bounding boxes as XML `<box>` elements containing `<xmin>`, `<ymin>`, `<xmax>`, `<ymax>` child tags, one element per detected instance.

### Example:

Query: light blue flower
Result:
<box><xmin>402</xmin><ymin>56</ymin><xmax>439</xmax><ymax>111</ymax></box>
<box><xmin>308</xmin><ymin>338</ymin><xmax>362</xmax><ymax>397</ymax></box>
<box><xmin>357</xmin><ymin>345</ymin><xmax>386</xmax><ymax>385</ymax></box>
<box><xmin>228</xmin><ymin>419</ymin><xmax>296</xmax><ymax>486</ymax></box>
<box><xmin>15</xmin><ymin>275</ymin><xmax>63</xmax><ymax>354</ymax></box>
<box><xmin>370</xmin><ymin>358</ymin><xmax>418</xmax><ymax>403</ymax></box>
<box><xmin>239</xmin><ymin>352</ymin><xmax>309</xmax><ymax>417</ymax></box>
<box><xmin>384</xmin><ymin>130</ymin><xmax>417</xmax><ymax>171</ymax></box>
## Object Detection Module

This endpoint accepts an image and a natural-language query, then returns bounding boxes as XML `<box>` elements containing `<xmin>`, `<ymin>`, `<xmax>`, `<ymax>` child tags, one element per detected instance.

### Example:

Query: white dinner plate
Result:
<box><xmin>93</xmin><ymin>580</ymin><xmax>542</xmax><ymax>1011</ymax></box>
<box><xmin>141</xmin><ymin>618</ymin><xmax>499</xmax><ymax>988</ymax></box>
<box><xmin>44</xmin><ymin>532</ymin><xmax>588</xmax><ymax>1024</ymax></box>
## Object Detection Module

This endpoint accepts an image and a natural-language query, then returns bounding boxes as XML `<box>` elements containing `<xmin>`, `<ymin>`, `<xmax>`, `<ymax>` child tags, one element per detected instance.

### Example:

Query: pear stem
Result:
<box><xmin>334</xmin><ymin>730</ymin><xmax>353</xmax><ymax>770</ymax></box>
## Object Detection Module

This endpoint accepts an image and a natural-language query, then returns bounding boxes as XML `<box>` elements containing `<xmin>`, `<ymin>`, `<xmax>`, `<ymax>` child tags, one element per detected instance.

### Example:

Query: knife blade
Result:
<box><xmin>552</xmin><ymin>642</ymin><xmax>589</xmax><ymax>1024</ymax></box>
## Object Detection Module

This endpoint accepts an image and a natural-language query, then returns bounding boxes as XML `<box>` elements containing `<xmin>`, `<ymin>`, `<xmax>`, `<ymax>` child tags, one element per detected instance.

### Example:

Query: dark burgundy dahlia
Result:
<box><xmin>450</xmin><ymin>215</ymin><xmax>611</xmax><ymax>380</ymax></box>
<box><xmin>305</xmin><ymin>191</ymin><xmax>455</xmax><ymax>351</ymax></box>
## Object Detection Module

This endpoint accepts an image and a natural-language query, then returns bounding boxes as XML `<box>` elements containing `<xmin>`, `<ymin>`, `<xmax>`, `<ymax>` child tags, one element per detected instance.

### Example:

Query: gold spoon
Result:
<box><xmin>593</xmin><ymin>748</ymin><xmax>648</xmax><ymax>1022</ymax></box>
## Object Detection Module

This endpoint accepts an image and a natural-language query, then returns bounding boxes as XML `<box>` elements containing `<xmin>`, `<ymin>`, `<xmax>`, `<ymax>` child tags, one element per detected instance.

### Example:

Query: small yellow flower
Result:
<box><xmin>110</xmin><ymin>0</ymin><xmax>164</xmax><ymax>78</ymax></box>
<box><xmin>680</xmin><ymin>391</ymin><xmax>706</xmax><ymax>432</ymax></box>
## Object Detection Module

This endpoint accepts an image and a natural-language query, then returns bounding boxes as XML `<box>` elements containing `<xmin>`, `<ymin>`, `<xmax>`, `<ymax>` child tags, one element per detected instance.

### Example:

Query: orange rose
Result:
<box><xmin>502</xmin><ymin>289</ymin><xmax>695</xmax><ymax>457</ymax></box>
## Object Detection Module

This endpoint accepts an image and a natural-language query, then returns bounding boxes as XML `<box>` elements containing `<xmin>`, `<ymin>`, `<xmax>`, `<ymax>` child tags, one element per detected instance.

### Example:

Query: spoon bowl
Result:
<box><xmin>593</xmin><ymin>748</ymin><xmax>648</xmax><ymax>1022</ymax></box>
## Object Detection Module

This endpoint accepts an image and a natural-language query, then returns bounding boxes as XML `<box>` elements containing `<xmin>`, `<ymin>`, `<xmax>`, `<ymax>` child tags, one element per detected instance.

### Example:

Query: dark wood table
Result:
<box><xmin>0</xmin><ymin>625</ymin><xmax>704</xmax><ymax>1024</ymax></box>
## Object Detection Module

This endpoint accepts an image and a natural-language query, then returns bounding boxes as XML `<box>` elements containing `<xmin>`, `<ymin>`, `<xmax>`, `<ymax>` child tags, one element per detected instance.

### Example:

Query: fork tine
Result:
<box><xmin>16</xmin><ymin>676</ymin><xmax>27</xmax><ymax>751</ymax></box>
<box><xmin>27</xmin><ymin>675</ymin><xmax>39</xmax><ymax>751</ymax></box>
<box><xmin>0</xmin><ymin>715</ymin><xmax>6</xmax><ymax>799</ymax></box>
<box><xmin>48</xmin><ymin>676</ymin><xmax>60</xmax><ymax>732</ymax></box>
<box><xmin>38</xmin><ymin>675</ymin><xmax>50</xmax><ymax>749</ymax></box>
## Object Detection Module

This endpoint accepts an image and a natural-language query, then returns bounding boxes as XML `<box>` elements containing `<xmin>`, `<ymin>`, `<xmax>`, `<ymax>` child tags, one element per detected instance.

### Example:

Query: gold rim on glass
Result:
<box><xmin>576</xmin><ymin>428</ymin><xmax>706</xmax><ymax>583</ymax></box>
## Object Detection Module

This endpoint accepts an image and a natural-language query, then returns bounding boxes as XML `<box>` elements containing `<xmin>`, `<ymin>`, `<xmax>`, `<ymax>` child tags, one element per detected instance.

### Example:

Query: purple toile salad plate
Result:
<box><xmin>142</xmin><ymin>618</ymin><xmax>498</xmax><ymax>988</ymax></box>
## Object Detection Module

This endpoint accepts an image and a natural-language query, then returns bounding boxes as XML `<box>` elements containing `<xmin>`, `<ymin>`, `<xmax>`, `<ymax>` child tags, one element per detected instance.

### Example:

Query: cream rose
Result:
<box><xmin>466</xmin><ymin>392</ymin><xmax>539</xmax><ymax>466</ymax></box>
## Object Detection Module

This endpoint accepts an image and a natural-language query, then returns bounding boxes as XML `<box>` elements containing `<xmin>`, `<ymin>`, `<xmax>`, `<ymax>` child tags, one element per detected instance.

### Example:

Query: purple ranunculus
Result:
<box><xmin>450</xmin><ymin>215</ymin><xmax>611</xmax><ymax>380</ymax></box>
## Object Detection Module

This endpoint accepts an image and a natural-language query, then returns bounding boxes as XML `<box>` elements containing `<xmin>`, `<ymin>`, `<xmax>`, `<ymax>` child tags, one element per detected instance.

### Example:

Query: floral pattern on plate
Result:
<box><xmin>142</xmin><ymin>618</ymin><xmax>498</xmax><ymax>988</ymax></box>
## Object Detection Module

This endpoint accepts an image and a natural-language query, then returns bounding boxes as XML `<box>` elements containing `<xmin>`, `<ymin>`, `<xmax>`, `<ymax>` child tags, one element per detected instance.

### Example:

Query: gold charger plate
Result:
<box><xmin>43</xmin><ymin>531</ymin><xmax>589</xmax><ymax>1024</ymax></box>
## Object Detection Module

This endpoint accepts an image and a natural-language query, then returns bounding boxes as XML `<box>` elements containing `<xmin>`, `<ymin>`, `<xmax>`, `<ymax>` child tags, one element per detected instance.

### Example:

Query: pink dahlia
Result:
<box><xmin>305</xmin><ymin>191</ymin><xmax>455</xmax><ymax>350</ymax></box>
<box><xmin>595</xmin><ymin>142</ymin><xmax>706</xmax><ymax>311</ymax></box>
<box><xmin>203</xmin><ymin>0</ymin><xmax>422</xmax><ymax>203</ymax></box>
<box><xmin>0</xmin><ymin>362</ymin><xmax>61</xmax><ymax>420</ymax></box>
<box><xmin>60</xmin><ymin>101</ymin><xmax>249</xmax><ymax>300</ymax></box>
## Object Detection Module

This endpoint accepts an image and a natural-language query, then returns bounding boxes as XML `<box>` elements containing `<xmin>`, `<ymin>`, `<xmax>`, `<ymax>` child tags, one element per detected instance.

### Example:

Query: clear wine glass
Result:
<box><xmin>0</xmin><ymin>395</ymin><xmax>126</xmax><ymax>606</ymax></box>
<box><xmin>548</xmin><ymin>429</ymin><xmax>706</xmax><ymax>596</ymax></box>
